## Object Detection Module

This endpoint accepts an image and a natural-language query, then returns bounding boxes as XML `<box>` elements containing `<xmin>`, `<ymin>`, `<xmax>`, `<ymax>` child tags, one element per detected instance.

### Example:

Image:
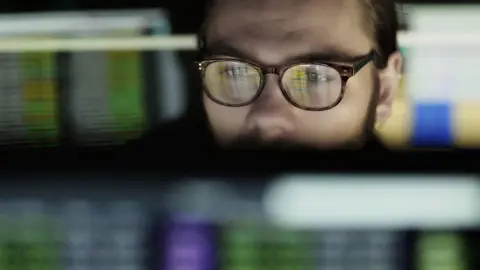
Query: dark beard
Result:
<box><xmin>227</xmin><ymin>132</ymin><xmax>318</xmax><ymax>151</ymax></box>
<box><xmin>353</xmin><ymin>71</ymin><xmax>381</xmax><ymax>148</ymax></box>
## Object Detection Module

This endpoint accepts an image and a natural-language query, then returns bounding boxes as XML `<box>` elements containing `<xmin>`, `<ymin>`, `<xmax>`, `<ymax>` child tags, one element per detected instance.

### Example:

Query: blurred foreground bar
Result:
<box><xmin>0</xmin><ymin>176</ymin><xmax>478</xmax><ymax>270</ymax></box>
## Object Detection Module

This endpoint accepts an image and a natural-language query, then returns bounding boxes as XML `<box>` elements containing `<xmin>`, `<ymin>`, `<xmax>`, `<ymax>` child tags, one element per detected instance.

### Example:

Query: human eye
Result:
<box><xmin>305</xmin><ymin>68</ymin><xmax>333</xmax><ymax>83</ymax></box>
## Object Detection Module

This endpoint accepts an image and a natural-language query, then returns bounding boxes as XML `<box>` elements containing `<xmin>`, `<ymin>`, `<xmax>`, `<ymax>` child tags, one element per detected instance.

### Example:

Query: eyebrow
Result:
<box><xmin>203</xmin><ymin>40</ymin><xmax>368</xmax><ymax>66</ymax></box>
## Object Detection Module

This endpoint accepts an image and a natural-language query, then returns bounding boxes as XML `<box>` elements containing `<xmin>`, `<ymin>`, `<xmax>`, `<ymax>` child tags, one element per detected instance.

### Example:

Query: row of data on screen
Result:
<box><xmin>0</xmin><ymin>200</ymin><xmax>477</xmax><ymax>270</ymax></box>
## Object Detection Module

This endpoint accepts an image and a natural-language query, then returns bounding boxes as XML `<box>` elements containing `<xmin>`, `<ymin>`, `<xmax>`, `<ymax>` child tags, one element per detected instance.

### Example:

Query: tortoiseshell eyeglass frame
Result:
<box><xmin>195</xmin><ymin>50</ymin><xmax>380</xmax><ymax>111</ymax></box>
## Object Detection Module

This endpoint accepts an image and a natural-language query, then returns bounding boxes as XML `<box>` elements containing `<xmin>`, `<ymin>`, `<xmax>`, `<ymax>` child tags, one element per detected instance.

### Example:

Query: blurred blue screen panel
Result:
<box><xmin>412</xmin><ymin>103</ymin><xmax>453</xmax><ymax>147</ymax></box>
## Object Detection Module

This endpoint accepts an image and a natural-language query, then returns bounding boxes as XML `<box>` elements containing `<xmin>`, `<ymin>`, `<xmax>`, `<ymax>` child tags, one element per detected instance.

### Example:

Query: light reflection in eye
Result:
<box><xmin>291</xmin><ymin>66</ymin><xmax>336</xmax><ymax>92</ymax></box>
<box><xmin>205</xmin><ymin>61</ymin><xmax>261</xmax><ymax>103</ymax></box>
<box><xmin>283</xmin><ymin>64</ymin><xmax>342</xmax><ymax>108</ymax></box>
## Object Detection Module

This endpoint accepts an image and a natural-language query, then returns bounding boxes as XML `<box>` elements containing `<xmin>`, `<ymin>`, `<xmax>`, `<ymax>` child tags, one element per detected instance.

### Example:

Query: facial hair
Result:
<box><xmin>347</xmin><ymin>71</ymin><xmax>381</xmax><ymax>148</ymax></box>
<box><xmin>209</xmin><ymin>73</ymin><xmax>381</xmax><ymax>151</ymax></box>
<box><xmin>227</xmin><ymin>131</ymin><xmax>317</xmax><ymax>151</ymax></box>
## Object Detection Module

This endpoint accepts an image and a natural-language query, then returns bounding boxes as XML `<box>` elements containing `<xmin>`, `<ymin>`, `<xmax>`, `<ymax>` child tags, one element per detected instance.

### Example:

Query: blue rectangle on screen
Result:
<box><xmin>412</xmin><ymin>103</ymin><xmax>453</xmax><ymax>147</ymax></box>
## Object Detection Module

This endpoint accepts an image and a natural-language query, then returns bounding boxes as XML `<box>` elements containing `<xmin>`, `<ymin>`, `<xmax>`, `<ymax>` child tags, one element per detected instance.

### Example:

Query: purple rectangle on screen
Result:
<box><xmin>161</xmin><ymin>217</ymin><xmax>215</xmax><ymax>270</ymax></box>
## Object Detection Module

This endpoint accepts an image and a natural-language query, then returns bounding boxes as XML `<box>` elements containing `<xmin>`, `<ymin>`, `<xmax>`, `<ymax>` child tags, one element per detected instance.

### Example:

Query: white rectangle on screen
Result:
<box><xmin>408</xmin><ymin>45</ymin><xmax>480</xmax><ymax>102</ymax></box>
<box><xmin>409</xmin><ymin>5</ymin><xmax>480</xmax><ymax>33</ymax></box>
<box><xmin>406</xmin><ymin>5</ymin><xmax>480</xmax><ymax>102</ymax></box>
<box><xmin>0</xmin><ymin>9</ymin><xmax>169</xmax><ymax>36</ymax></box>
<box><xmin>263</xmin><ymin>176</ymin><xmax>480</xmax><ymax>229</ymax></box>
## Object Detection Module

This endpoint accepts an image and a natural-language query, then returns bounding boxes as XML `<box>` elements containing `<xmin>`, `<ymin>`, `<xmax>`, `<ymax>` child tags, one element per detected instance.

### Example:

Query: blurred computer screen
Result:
<box><xmin>0</xmin><ymin>174</ymin><xmax>478</xmax><ymax>270</ymax></box>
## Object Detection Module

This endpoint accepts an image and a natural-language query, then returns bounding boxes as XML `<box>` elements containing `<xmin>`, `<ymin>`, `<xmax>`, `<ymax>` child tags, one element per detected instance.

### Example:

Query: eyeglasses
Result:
<box><xmin>196</xmin><ymin>50</ymin><xmax>377</xmax><ymax>111</ymax></box>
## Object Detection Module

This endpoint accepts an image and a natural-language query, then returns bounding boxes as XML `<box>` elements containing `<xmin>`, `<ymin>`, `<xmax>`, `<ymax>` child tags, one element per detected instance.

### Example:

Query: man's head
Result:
<box><xmin>198</xmin><ymin>0</ymin><xmax>403</xmax><ymax>150</ymax></box>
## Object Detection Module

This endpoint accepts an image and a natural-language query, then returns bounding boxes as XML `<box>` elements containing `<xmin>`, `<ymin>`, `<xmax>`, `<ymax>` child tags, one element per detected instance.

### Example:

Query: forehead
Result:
<box><xmin>206</xmin><ymin>0</ymin><xmax>372</xmax><ymax>65</ymax></box>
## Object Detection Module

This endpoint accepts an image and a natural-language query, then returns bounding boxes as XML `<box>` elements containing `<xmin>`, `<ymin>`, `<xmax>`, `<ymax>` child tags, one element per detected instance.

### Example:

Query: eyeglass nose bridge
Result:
<box><xmin>262</xmin><ymin>67</ymin><xmax>281</xmax><ymax>75</ymax></box>
<box><xmin>257</xmin><ymin>67</ymin><xmax>284</xmax><ymax>92</ymax></box>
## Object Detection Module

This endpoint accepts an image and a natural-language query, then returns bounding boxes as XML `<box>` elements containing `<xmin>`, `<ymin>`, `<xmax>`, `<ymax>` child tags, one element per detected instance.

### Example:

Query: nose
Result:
<box><xmin>244</xmin><ymin>74</ymin><xmax>296</xmax><ymax>140</ymax></box>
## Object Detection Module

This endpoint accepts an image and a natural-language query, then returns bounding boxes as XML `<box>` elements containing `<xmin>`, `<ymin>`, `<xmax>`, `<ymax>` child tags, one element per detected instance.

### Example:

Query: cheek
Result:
<box><xmin>340</xmin><ymin>67</ymin><xmax>374</xmax><ymax>113</ymax></box>
<box><xmin>297</xmin><ymin>76</ymin><xmax>373</xmax><ymax>144</ymax></box>
<box><xmin>298</xmin><ymin>107</ymin><xmax>366</xmax><ymax>145</ymax></box>
<box><xmin>203</xmin><ymin>95</ymin><xmax>249</xmax><ymax>136</ymax></box>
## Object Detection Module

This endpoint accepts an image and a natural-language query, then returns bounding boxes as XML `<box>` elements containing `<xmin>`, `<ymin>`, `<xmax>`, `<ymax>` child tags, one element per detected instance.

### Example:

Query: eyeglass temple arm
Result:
<box><xmin>352</xmin><ymin>51</ymin><xmax>378</xmax><ymax>74</ymax></box>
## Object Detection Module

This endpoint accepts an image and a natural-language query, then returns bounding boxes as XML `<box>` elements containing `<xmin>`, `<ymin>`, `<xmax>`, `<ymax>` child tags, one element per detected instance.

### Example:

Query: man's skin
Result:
<box><xmin>202</xmin><ymin>0</ymin><xmax>404</xmax><ymax>150</ymax></box>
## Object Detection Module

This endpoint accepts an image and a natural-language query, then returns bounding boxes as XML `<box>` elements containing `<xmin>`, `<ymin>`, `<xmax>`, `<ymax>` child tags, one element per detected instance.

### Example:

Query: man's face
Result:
<box><xmin>202</xmin><ymin>0</ymin><xmax>390</xmax><ymax>149</ymax></box>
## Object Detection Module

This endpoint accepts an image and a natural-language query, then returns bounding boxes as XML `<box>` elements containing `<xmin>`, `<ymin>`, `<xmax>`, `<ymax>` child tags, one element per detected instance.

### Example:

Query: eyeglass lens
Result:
<box><xmin>203</xmin><ymin>60</ymin><xmax>342</xmax><ymax>109</ymax></box>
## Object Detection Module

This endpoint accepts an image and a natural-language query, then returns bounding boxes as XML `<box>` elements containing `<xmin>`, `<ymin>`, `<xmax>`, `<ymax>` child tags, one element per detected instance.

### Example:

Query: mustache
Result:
<box><xmin>227</xmin><ymin>128</ymin><xmax>376</xmax><ymax>152</ymax></box>
<box><xmin>227</xmin><ymin>132</ymin><xmax>316</xmax><ymax>152</ymax></box>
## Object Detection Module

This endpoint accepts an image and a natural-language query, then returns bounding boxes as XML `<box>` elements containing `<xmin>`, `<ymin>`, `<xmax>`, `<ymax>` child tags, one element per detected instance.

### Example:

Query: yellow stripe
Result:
<box><xmin>453</xmin><ymin>102</ymin><xmax>480</xmax><ymax>148</ymax></box>
<box><xmin>375</xmin><ymin>99</ymin><xmax>412</xmax><ymax>148</ymax></box>
<box><xmin>375</xmin><ymin>78</ymin><xmax>411</xmax><ymax>148</ymax></box>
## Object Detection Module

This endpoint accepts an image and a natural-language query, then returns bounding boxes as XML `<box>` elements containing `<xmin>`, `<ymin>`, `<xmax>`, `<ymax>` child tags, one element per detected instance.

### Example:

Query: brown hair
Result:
<box><xmin>365</xmin><ymin>0</ymin><xmax>400</xmax><ymax>68</ymax></box>
<box><xmin>199</xmin><ymin>0</ymin><xmax>399</xmax><ymax>68</ymax></box>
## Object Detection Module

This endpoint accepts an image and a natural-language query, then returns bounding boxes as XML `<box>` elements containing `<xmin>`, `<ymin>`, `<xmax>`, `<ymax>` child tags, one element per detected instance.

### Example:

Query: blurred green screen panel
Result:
<box><xmin>69</xmin><ymin>35</ymin><xmax>147</xmax><ymax>145</ymax></box>
<box><xmin>222</xmin><ymin>222</ymin><xmax>262</xmax><ymax>270</ymax></box>
<box><xmin>0</xmin><ymin>51</ymin><xmax>60</xmax><ymax>146</ymax></box>
<box><xmin>0</xmin><ymin>215</ymin><xmax>61</xmax><ymax>270</ymax></box>
<box><xmin>416</xmin><ymin>232</ymin><xmax>466</xmax><ymax>270</ymax></box>
<box><xmin>258</xmin><ymin>228</ymin><xmax>313</xmax><ymax>270</ymax></box>
<box><xmin>20</xmin><ymin>52</ymin><xmax>59</xmax><ymax>145</ymax></box>
<box><xmin>107</xmin><ymin>51</ymin><xmax>146</xmax><ymax>141</ymax></box>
